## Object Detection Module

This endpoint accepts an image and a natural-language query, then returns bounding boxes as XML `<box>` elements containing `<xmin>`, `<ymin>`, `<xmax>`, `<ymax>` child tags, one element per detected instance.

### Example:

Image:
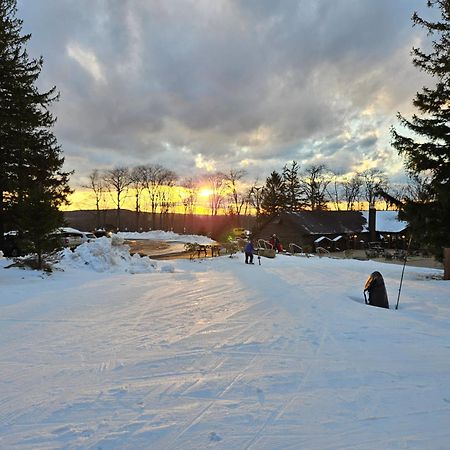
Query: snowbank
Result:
<box><xmin>57</xmin><ymin>236</ymin><xmax>174</xmax><ymax>274</ymax></box>
<box><xmin>117</xmin><ymin>230</ymin><xmax>216</xmax><ymax>244</ymax></box>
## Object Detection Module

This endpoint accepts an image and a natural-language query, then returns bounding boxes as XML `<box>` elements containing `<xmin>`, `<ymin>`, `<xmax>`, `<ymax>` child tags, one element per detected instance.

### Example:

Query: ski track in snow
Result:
<box><xmin>0</xmin><ymin>253</ymin><xmax>449</xmax><ymax>449</ymax></box>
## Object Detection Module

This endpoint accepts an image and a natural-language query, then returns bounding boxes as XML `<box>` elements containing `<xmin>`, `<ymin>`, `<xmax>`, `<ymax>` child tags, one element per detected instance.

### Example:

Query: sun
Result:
<box><xmin>199</xmin><ymin>187</ymin><xmax>213</xmax><ymax>198</ymax></box>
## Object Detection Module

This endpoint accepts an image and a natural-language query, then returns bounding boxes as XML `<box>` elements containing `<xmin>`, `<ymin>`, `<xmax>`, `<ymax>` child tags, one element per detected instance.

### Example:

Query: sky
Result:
<box><xmin>16</xmin><ymin>0</ymin><xmax>437</xmax><ymax>189</ymax></box>
<box><xmin>0</xmin><ymin>235</ymin><xmax>448</xmax><ymax>448</ymax></box>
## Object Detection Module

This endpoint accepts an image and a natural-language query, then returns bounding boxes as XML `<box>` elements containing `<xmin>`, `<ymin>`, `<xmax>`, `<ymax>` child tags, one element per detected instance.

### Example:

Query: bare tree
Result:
<box><xmin>180</xmin><ymin>177</ymin><xmax>199</xmax><ymax>232</ymax></box>
<box><xmin>300</xmin><ymin>165</ymin><xmax>331</xmax><ymax>210</ymax></box>
<box><xmin>158</xmin><ymin>169</ymin><xmax>178</xmax><ymax>229</ymax></box>
<box><xmin>180</xmin><ymin>178</ymin><xmax>198</xmax><ymax>215</ymax></box>
<box><xmin>326</xmin><ymin>170</ymin><xmax>342</xmax><ymax>211</ymax></box>
<box><xmin>225</xmin><ymin>169</ymin><xmax>247</xmax><ymax>219</ymax></box>
<box><xmin>139</xmin><ymin>164</ymin><xmax>168</xmax><ymax>229</ymax></box>
<box><xmin>103</xmin><ymin>167</ymin><xmax>132</xmax><ymax>230</ymax></box>
<box><xmin>205</xmin><ymin>172</ymin><xmax>227</xmax><ymax>216</ymax></box>
<box><xmin>84</xmin><ymin>169</ymin><xmax>106</xmax><ymax>228</ymax></box>
<box><xmin>129</xmin><ymin>166</ymin><xmax>147</xmax><ymax>230</ymax></box>
<box><xmin>361</xmin><ymin>168</ymin><xmax>389</xmax><ymax>207</ymax></box>
<box><xmin>341</xmin><ymin>173</ymin><xmax>363</xmax><ymax>211</ymax></box>
<box><xmin>404</xmin><ymin>173</ymin><xmax>434</xmax><ymax>203</ymax></box>
<box><xmin>248</xmin><ymin>181</ymin><xmax>264</xmax><ymax>218</ymax></box>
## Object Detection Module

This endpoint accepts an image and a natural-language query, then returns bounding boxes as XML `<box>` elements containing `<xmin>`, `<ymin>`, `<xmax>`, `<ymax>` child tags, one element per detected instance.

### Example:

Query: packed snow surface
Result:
<box><xmin>0</xmin><ymin>236</ymin><xmax>449</xmax><ymax>449</ymax></box>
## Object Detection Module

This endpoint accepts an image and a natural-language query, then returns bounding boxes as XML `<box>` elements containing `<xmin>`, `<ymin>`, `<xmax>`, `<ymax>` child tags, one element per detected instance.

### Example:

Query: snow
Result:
<box><xmin>57</xmin><ymin>226</ymin><xmax>85</xmax><ymax>234</ymax></box>
<box><xmin>57</xmin><ymin>236</ymin><xmax>173</xmax><ymax>274</ymax></box>
<box><xmin>0</xmin><ymin>233</ymin><xmax>449</xmax><ymax>449</ymax></box>
<box><xmin>117</xmin><ymin>230</ymin><xmax>217</xmax><ymax>245</ymax></box>
<box><xmin>361</xmin><ymin>210</ymin><xmax>408</xmax><ymax>233</ymax></box>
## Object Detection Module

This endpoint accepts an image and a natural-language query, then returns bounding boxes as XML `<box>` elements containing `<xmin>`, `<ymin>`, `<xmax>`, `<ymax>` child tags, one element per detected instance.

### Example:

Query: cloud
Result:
<box><xmin>195</xmin><ymin>153</ymin><xmax>216</xmax><ymax>172</ymax></box>
<box><xmin>16</xmin><ymin>0</ymin><xmax>434</xmax><ymax>187</ymax></box>
<box><xmin>67</xmin><ymin>43</ymin><xmax>106</xmax><ymax>84</ymax></box>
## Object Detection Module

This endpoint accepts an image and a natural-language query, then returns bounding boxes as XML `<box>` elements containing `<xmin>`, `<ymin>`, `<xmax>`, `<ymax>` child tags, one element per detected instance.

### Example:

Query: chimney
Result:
<box><xmin>369</xmin><ymin>206</ymin><xmax>376</xmax><ymax>242</ymax></box>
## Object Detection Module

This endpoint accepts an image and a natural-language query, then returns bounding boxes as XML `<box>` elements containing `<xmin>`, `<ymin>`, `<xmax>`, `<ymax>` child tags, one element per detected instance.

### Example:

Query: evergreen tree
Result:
<box><xmin>392</xmin><ymin>0</ymin><xmax>450</xmax><ymax>258</ymax></box>
<box><xmin>260</xmin><ymin>171</ymin><xmax>287</xmax><ymax>215</ymax></box>
<box><xmin>282</xmin><ymin>161</ymin><xmax>305</xmax><ymax>211</ymax></box>
<box><xmin>0</xmin><ymin>0</ymin><xmax>71</xmax><ymax>266</ymax></box>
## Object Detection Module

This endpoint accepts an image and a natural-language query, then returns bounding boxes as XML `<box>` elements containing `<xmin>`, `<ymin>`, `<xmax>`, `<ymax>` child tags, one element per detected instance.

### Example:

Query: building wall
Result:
<box><xmin>253</xmin><ymin>218</ymin><xmax>308</xmax><ymax>250</ymax></box>
<box><xmin>255</xmin><ymin>214</ymin><xmax>357</xmax><ymax>252</ymax></box>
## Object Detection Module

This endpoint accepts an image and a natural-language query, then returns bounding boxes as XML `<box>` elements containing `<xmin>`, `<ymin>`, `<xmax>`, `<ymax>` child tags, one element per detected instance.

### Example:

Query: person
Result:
<box><xmin>244</xmin><ymin>240</ymin><xmax>255</xmax><ymax>264</ymax></box>
<box><xmin>269</xmin><ymin>234</ymin><xmax>282</xmax><ymax>253</ymax></box>
<box><xmin>364</xmin><ymin>271</ymin><xmax>389</xmax><ymax>309</ymax></box>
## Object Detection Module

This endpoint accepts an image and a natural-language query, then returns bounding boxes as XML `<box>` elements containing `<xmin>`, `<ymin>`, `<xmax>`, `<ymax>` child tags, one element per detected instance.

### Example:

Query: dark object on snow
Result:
<box><xmin>244</xmin><ymin>240</ymin><xmax>255</xmax><ymax>264</ymax></box>
<box><xmin>364</xmin><ymin>271</ymin><xmax>389</xmax><ymax>309</ymax></box>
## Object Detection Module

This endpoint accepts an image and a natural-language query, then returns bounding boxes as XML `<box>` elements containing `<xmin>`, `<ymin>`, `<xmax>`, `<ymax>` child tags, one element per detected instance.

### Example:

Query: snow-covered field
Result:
<box><xmin>0</xmin><ymin>235</ymin><xmax>449</xmax><ymax>449</ymax></box>
<box><xmin>117</xmin><ymin>230</ymin><xmax>217</xmax><ymax>245</ymax></box>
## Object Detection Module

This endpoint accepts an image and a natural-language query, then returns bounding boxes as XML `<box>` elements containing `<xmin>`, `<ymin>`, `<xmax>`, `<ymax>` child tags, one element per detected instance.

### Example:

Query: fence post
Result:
<box><xmin>444</xmin><ymin>248</ymin><xmax>450</xmax><ymax>280</ymax></box>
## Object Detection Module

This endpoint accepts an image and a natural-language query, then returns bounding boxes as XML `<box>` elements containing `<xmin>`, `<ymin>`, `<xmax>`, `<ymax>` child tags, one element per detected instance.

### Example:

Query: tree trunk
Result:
<box><xmin>95</xmin><ymin>197</ymin><xmax>101</xmax><ymax>229</ymax></box>
<box><xmin>444</xmin><ymin>248</ymin><xmax>450</xmax><ymax>281</ymax></box>
<box><xmin>0</xmin><ymin>189</ymin><xmax>4</xmax><ymax>248</ymax></box>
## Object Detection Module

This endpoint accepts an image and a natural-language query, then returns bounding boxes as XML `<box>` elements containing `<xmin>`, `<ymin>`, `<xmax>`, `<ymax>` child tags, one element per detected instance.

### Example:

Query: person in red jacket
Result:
<box><xmin>269</xmin><ymin>234</ymin><xmax>283</xmax><ymax>252</ymax></box>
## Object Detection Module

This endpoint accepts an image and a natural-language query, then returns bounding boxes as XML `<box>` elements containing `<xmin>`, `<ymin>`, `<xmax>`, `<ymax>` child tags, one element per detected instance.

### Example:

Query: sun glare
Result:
<box><xmin>199</xmin><ymin>188</ymin><xmax>213</xmax><ymax>198</ymax></box>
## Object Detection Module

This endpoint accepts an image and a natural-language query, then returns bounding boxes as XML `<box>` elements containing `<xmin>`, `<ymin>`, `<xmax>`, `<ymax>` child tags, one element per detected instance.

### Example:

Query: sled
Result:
<box><xmin>287</xmin><ymin>243</ymin><xmax>311</xmax><ymax>257</ymax></box>
<box><xmin>258</xmin><ymin>248</ymin><xmax>276</xmax><ymax>258</ymax></box>
<box><xmin>256</xmin><ymin>239</ymin><xmax>276</xmax><ymax>258</ymax></box>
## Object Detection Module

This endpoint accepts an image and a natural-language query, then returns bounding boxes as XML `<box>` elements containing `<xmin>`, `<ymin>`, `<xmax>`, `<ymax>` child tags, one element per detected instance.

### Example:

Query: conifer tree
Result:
<box><xmin>392</xmin><ymin>0</ymin><xmax>450</xmax><ymax>258</ymax></box>
<box><xmin>0</xmin><ymin>0</ymin><xmax>72</xmax><ymax>265</ymax></box>
<box><xmin>261</xmin><ymin>171</ymin><xmax>287</xmax><ymax>215</ymax></box>
<box><xmin>282</xmin><ymin>161</ymin><xmax>305</xmax><ymax>211</ymax></box>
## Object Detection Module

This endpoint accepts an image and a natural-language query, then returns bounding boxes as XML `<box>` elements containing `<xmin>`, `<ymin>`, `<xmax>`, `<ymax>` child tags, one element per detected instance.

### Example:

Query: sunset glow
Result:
<box><xmin>63</xmin><ymin>186</ymin><xmax>223</xmax><ymax>215</ymax></box>
<box><xmin>198</xmin><ymin>187</ymin><xmax>213</xmax><ymax>198</ymax></box>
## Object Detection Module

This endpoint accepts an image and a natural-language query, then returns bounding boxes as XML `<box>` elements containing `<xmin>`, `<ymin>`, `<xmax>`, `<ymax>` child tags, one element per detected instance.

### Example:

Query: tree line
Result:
<box><xmin>84</xmin><ymin>162</ymin><xmax>431</xmax><ymax>231</ymax></box>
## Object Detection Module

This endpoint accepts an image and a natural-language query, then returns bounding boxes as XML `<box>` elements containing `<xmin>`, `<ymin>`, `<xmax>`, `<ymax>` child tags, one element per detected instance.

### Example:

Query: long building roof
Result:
<box><xmin>283</xmin><ymin>210</ymin><xmax>407</xmax><ymax>235</ymax></box>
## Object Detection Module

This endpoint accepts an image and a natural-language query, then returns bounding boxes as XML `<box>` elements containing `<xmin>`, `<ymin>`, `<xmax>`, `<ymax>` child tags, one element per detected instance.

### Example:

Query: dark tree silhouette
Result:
<box><xmin>392</xmin><ymin>0</ymin><xmax>450</xmax><ymax>258</ymax></box>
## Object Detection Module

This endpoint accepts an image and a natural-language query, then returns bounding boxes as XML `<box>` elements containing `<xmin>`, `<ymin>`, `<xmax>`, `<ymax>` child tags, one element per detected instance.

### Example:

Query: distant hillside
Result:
<box><xmin>63</xmin><ymin>209</ymin><xmax>255</xmax><ymax>241</ymax></box>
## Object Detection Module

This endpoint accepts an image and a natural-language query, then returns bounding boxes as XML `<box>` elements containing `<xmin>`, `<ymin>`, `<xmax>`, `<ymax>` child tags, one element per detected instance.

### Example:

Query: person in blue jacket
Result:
<box><xmin>244</xmin><ymin>240</ymin><xmax>255</xmax><ymax>264</ymax></box>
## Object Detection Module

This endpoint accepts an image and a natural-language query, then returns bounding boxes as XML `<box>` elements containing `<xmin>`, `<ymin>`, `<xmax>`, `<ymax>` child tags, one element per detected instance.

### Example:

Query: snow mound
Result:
<box><xmin>117</xmin><ymin>230</ymin><xmax>216</xmax><ymax>245</ymax></box>
<box><xmin>57</xmin><ymin>236</ymin><xmax>172</xmax><ymax>274</ymax></box>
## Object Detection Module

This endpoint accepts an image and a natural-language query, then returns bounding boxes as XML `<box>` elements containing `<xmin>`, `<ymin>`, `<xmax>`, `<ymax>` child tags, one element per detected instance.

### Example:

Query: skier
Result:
<box><xmin>244</xmin><ymin>240</ymin><xmax>255</xmax><ymax>264</ymax></box>
<box><xmin>364</xmin><ymin>271</ymin><xmax>389</xmax><ymax>309</ymax></box>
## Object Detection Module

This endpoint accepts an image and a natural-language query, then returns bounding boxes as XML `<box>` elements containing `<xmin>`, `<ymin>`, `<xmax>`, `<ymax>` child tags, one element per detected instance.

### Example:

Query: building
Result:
<box><xmin>361</xmin><ymin>210</ymin><xmax>408</xmax><ymax>249</ymax></box>
<box><xmin>256</xmin><ymin>210</ymin><xmax>408</xmax><ymax>252</ymax></box>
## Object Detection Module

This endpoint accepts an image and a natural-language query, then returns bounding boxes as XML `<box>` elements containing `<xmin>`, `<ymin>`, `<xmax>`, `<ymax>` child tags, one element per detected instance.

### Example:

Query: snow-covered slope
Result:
<box><xmin>0</xmin><ymin>242</ymin><xmax>448</xmax><ymax>449</ymax></box>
